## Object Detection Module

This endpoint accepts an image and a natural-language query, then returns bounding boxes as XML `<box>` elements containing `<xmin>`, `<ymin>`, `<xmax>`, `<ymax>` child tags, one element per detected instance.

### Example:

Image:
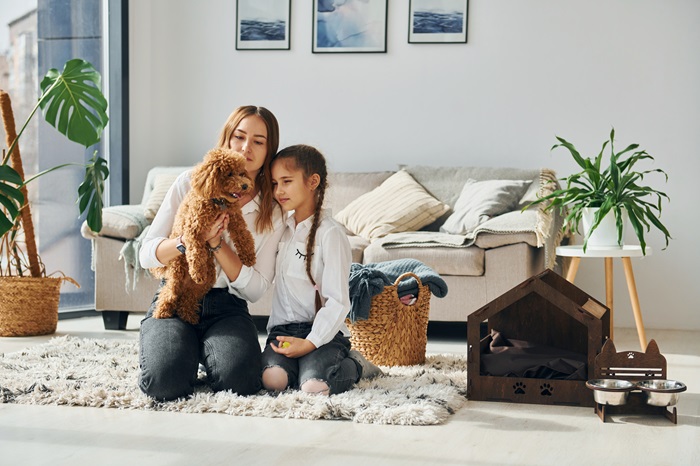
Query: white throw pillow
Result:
<box><xmin>440</xmin><ymin>179</ymin><xmax>531</xmax><ymax>235</ymax></box>
<box><xmin>98</xmin><ymin>205</ymin><xmax>149</xmax><ymax>239</ymax></box>
<box><xmin>335</xmin><ymin>170</ymin><xmax>449</xmax><ymax>240</ymax></box>
<box><xmin>143</xmin><ymin>173</ymin><xmax>179</xmax><ymax>221</ymax></box>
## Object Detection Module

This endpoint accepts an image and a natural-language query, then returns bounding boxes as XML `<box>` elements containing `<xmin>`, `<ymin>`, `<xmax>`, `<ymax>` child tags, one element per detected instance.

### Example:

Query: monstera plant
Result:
<box><xmin>1</xmin><ymin>58</ymin><xmax>109</xmax><ymax>279</ymax></box>
<box><xmin>0</xmin><ymin>58</ymin><xmax>109</xmax><ymax>336</ymax></box>
<box><xmin>0</xmin><ymin>59</ymin><xmax>109</xmax><ymax>336</ymax></box>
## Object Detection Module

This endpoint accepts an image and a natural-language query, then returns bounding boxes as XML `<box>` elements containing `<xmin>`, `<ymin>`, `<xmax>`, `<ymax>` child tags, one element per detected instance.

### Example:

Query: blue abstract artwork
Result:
<box><xmin>313</xmin><ymin>0</ymin><xmax>388</xmax><ymax>53</ymax></box>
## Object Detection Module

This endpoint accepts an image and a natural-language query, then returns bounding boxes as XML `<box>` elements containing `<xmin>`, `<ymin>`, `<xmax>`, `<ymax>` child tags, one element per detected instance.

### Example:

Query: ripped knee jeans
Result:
<box><xmin>261</xmin><ymin>322</ymin><xmax>358</xmax><ymax>395</ymax></box>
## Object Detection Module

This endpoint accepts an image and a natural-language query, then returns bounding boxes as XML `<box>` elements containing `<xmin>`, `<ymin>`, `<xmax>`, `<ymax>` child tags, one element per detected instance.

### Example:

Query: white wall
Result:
<box><xmin>129</xmin><ymin>0</ymin><xmax>700</xmax><ymax>331</ymax></box>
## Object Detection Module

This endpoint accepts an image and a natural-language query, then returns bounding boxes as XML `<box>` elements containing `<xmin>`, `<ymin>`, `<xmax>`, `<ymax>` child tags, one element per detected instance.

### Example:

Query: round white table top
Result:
<box><xmin>556</xmin><ymin>244</ymin><xmax>652</xmax><ymax>258</ymax></box>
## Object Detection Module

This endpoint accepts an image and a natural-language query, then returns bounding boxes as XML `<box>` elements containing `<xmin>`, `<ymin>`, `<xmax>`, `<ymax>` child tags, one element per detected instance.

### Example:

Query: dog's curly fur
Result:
<box><xmin>151</xmin><ymin>148</ymin><xmax>257</xmax><ymax>324</ymax></box>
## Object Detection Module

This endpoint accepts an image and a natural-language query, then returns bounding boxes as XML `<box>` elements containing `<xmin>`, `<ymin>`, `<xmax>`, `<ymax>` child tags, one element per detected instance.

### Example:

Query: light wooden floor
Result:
<box><xmin>1</xmin><ymin>316</ymin><xmax>698</xmax><ymax>466</ymax></box>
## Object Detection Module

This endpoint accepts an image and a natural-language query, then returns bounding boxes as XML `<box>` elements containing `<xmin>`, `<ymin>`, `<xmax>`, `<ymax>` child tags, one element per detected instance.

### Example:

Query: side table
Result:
<box><xmin>556</xmin><ymin>245</ymin><xmax>651</xmax><ymax>350</ymax></box>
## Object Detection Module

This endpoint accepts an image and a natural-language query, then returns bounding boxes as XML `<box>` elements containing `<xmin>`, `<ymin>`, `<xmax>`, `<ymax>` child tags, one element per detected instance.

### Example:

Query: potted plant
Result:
<box><xmin>524</xmin><ymin>128</ymin><xmax>671</xmax><ymax>255</ymax></box>
<box><xmin>0</xmin><ymin>58</ymin><xmax>109</xmax><ymax>337</ymax></box>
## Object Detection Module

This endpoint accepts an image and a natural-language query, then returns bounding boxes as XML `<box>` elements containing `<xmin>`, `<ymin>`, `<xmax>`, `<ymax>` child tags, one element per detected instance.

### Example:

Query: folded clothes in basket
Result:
<box><xmin>348</xmin><ymin>259</ymin><xmax>448</xmax><ymax>323</ymax></box>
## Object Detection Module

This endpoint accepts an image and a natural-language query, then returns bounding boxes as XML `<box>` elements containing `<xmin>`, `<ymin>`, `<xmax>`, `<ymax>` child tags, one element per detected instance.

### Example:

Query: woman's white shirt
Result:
<box><xmin>138</xmin><ymin>170</ymin><xmax>286</xmax><ymax>302</ymax></box>
<box><xmin>267</xmin><ymin>211</ymin><xmax>352</xmax><ymax>349</ymax></box>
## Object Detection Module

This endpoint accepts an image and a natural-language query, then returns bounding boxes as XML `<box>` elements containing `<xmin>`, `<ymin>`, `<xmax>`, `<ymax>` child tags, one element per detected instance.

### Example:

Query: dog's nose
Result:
<box><xmin>241</xmin><ymin>184</ymin><xmax>248</xmax><ymax>191</ymax></box>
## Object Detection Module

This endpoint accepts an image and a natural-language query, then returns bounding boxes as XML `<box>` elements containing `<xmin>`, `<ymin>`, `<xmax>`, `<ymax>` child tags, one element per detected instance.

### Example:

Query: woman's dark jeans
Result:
<box><xmin>262</xmin><ymin>322</ymin><xmax>359</xmax><ymax>395</ymax></box>
<box><xmin>139</xmin><ymin>284</ymin><xmax>262</xmax><ymax>401</ymax></box>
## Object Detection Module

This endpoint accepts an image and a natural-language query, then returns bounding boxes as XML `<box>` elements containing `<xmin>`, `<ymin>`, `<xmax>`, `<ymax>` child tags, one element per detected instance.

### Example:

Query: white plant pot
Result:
<box><xmin>581</xmin><ymin>207</ymin><xmax>628</xmax><ymax>249</ymax></box>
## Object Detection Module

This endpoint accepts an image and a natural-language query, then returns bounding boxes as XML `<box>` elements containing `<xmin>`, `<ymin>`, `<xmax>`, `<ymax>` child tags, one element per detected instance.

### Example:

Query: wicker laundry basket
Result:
<box><xmin>0</xmin><ymin>276</ymin><xmax>76</xmax><ymax>337</ymax></box>
<box><xmin>346</xmin><ymin>272</ymin><xmax>431</xmax><ymax>366</ymax></box>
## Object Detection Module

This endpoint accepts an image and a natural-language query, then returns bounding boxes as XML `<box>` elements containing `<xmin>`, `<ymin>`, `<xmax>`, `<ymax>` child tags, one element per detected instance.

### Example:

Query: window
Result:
<box><xmin>1</xmin><ymin>0</ymin><xmax>127</xmax><ymax>312</ymax></box>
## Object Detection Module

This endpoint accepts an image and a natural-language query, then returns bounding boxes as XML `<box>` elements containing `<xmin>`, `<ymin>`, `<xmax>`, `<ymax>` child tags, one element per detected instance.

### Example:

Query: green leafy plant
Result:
<box><xmin>1</xmin><ymin>58</ymin><xmax>109</xmax><ymax>277</ymax></box>
<box><xmin>524</xmin><ymin>128</ymin><xmax>671</xmax><ymax>254</ymax></box>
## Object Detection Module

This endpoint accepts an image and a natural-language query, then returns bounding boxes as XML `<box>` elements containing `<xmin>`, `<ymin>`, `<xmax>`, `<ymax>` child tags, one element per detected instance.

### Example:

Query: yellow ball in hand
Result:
<box><xmin>280</xmin><ymin>341</ymin><xmax>291</xmax><ymax>349</ymax></box>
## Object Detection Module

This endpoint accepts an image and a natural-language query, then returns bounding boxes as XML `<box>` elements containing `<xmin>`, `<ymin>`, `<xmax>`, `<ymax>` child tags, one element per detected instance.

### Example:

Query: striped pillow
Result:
<box><xmin>335</xmin><ymin>170</ymin><xmax>449</xmax><ymax>240</ymax></box>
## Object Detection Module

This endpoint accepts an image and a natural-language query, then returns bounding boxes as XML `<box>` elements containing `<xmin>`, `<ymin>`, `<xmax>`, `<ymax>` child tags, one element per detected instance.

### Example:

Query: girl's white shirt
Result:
<box><xmin>267</xmin><ymin>210</ymin><xmax>352</xmax><ymax>349</ymax></box>
<box><xmin>139</xmin><ymin>170</ymin><xmax>286</xmax><ymax>303</ymax></box>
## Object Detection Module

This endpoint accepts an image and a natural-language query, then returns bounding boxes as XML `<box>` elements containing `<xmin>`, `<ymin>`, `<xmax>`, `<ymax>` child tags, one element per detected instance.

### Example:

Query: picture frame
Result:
<box><xmin>312</xmin><ymin>0</ymin><xmax>388</xmax><ymax>53</ymax></box>
<box><xmin>236</xmin><ymin>0</ymin><xmax>291</xmax><ymax>50</ymax></box>
<box><xmin>408</xmin><ymin>0</ymin><xmax>468</xmax><ymax>44</ymax></box>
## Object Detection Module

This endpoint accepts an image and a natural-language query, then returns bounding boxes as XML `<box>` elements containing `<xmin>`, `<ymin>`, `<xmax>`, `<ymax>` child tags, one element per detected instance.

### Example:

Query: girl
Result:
<box><xmin>263</xmin><ymin>144</ymin><xmax>381</xmax><ymax>396</ymax></box>
<box><xmin>138</xmin><ymin>106</ymin><xmax>286</xmax><ymax>401</ymax></box>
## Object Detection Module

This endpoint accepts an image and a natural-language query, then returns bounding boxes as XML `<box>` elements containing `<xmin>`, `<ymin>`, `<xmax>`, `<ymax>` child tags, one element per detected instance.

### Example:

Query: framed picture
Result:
<box><xmin>312</xmin><ymin>0</ymin><xmax>388</xmax><ymax>53</ymax></box>
<box><xmin>408</xmin><ymin>0</ymin><xmax>468</xmax><ymax>44</ymax></box>
<box><xmin>236</xmin><ymin>0</ymin><xmax>291</xmax><ymax>50</ymax></box>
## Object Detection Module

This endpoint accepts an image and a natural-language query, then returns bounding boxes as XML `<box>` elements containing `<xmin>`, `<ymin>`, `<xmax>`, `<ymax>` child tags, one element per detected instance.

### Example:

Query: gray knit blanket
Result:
<box><xmin>348</xmin><ymin>259</ymin><xmax>448</xmax><ymax>323</ymax></box>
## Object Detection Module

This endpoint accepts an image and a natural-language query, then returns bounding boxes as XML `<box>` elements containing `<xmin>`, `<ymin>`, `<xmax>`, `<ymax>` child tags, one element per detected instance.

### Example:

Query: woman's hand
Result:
<box><xmin>271</xmin><ymin>336</ymin><xmax>316</xmax><ymax>358</ymax></box>
<box><xmin>203</xmin><ymin>213</ymin><xmax>229</xmax><ymax>247</ymax></box>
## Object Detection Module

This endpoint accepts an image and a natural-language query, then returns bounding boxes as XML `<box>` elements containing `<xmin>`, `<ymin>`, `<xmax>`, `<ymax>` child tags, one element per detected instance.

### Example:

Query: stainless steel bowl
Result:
<box><xmin>637</xmin><ymin>379</ymin><xmax>687</xmax><ymax>407</ymax></box>
<box><xmin>586</xmin><ymin>379</ymin><xmax>636</xmax><ymax>405</ymax></box>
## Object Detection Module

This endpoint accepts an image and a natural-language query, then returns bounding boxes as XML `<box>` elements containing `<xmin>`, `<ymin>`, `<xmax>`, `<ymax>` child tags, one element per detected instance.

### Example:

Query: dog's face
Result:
<box><xmin>190</xmin><ymin>148</ymin><xmax>253</xmax><ymax>203</ymax></box>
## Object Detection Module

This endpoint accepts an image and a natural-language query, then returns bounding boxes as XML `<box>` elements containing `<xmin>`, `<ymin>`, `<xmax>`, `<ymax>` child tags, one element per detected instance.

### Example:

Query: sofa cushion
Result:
<box><xmin>334</xmin><ymin>170</ymin><xmax>449</xmax><ymax>240</ymax></box>
<box><xmin>87</xmin><ymin>205</ymin><xmax>149</xmax><ymax>240</ymax></box>
<box><xmin>400</xmin><ymin>165</ymin><xmax>540</xmax><ymax>207</ymax></box>
<box><xmin>440</xmin><ymin>179</ymin><xmax>531</xmax><ymax>235</ymax></box>
<box><xmin>143</xmin><ymin>173</ymin><xmax>180</xmax><ymax>220</ymax></box>
<box><xmin>362</xmin><ymin>239</ymin><xmax>485</xmax><ymax>276</ymax></box>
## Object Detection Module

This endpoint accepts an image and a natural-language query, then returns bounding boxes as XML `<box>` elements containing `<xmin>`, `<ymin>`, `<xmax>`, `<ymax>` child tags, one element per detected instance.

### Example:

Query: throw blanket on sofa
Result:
<box><xmin>377</xmin><ymin>169</ymin><xmax>566</xmax><ymax>270</ymax></box>
<box><xmin>119</xmin><ymin>226</ymin><xmax>153</xmax><ymax>291</ymax></box>
<box><xmin>348</xmin><ymin>259</ymin><xmax>448</xmax><ymax>323</ymax></box>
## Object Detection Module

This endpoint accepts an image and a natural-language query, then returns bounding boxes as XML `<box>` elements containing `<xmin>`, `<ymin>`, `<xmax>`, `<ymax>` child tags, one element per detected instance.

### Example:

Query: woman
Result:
<box><xmin>138</xmin><ymin>106</ymin><xmax>285</xmax><ymax>401</ymax></box>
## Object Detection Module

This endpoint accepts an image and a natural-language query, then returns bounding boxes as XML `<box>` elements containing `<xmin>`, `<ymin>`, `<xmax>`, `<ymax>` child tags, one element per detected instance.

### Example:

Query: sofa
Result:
<box><xmin>81</xmin><ymin>164</ymin><xmax>566</xmax><ymax>330</ymax></box>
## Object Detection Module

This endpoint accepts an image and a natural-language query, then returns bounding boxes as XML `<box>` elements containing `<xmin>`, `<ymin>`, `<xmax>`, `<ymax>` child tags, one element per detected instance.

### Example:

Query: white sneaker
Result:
<box><xmin>349</xmin><ymin>350</ymin><xmax>383</xmax><ymax>380</ymax></box>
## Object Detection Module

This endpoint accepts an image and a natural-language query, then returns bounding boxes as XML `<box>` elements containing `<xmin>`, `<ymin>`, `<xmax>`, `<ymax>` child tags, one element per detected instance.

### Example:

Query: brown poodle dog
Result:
<box><xmin>151</xmin><ymin>148</ymin><xmax>257</xmax><ymax>324</ymax></box>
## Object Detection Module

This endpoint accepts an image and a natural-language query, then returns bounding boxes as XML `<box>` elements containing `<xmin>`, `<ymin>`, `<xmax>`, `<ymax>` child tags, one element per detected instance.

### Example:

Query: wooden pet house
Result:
<box><xmin>467</xmin><ymin>269</ymin><xmax>611</xmax><ymax>407</ymax></box>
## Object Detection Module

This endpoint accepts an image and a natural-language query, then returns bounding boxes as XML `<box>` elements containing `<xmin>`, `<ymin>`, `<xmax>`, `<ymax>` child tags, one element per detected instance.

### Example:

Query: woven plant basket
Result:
<box><xmin>346</xmin><ymin>272</ymin><xmax>431</xmax><ymax>366</ymax></box>
<box><xmin>0</xmin><ymin>276</ymin><xmax>75</xmax><ymax>337</ymax></box>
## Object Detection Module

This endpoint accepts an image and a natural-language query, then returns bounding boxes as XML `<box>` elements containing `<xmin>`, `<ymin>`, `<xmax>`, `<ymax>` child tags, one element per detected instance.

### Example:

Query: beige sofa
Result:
<box><xmin>82</xmin><ymin>165</ymin><xmax>565</xmax><ymax>330</ymax></box>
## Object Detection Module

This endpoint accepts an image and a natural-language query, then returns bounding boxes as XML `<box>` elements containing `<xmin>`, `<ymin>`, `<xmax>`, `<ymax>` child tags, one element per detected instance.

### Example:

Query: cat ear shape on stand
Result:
<box><xmin>599</xmin><ymin>338</ymin><xmax>617</xmax><ymax>356</ymax></box>
<box><xmin>645</xmin><ymin>339</ymin><xmax>661</xmax><ymax>356</ymax></box>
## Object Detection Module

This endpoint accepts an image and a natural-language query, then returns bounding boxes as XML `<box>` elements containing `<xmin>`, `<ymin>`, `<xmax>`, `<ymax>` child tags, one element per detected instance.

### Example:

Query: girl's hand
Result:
<box><xmin>203</xmin><ymin>213</ymin><xmax>229</xmax><ymax>246</ymax></box>
<box><xmin>271</xmin><ymin>336</ymin><xmax>316</xmax><ymax>358</ymax></box>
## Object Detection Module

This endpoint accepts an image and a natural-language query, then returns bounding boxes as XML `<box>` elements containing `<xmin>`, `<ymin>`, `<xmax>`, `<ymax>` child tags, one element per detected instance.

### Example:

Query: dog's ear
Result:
<box><xmin>190</xmin><ymin>148</ymin><xmax>226</xmax><ymax>196</ymax></box>
<box><xmin>190</xmin><ymin>160</ymin><xmax>209</xmax><ymax>195</ymax></box>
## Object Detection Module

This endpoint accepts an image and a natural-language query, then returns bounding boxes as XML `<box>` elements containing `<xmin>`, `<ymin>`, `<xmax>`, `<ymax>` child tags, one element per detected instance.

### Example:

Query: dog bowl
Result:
<box><xmin>637</xmin><ymin>380</ymin><xmax>687</xmax><ymax>407</ymax></box>
<box><xmin>586</xmin><ymin>379</ymin><xmax>635</xmax><ymax>405</ymax></box>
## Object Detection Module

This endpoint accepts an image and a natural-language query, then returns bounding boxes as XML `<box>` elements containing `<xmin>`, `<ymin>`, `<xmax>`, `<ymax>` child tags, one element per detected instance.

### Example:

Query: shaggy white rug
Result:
<box><xmin>0</xmin><ymin>336</ymin><xmax>468</xmax><ymax>425</ymax></box>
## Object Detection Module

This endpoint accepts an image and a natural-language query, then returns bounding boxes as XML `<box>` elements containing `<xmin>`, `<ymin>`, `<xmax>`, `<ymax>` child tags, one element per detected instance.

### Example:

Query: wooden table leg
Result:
<box><xmin>566</xmin><ymin>257</ymin><xmax>580</xmax><ymax>283</ymax></box>
<box><xmin>605</xmin><ymin>257</ymin><xmax>614</xmax><ymax>340</ymax></box>
<box><xmin>622</xmin><ymin>257</ymin><xmax>648</xmax><ymax>350</ymax></box>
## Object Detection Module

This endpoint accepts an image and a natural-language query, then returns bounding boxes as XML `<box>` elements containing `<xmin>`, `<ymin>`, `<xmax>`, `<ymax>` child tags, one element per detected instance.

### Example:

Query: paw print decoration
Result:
<box><xmin>513</xmin><ymin>382</ymin><xmax>526</xmax><ymax>395</ymax></box>
<box><xmin>540</xmin><ymin>383</ymin><xmax>554</xmax><ymax>396</ymax></box>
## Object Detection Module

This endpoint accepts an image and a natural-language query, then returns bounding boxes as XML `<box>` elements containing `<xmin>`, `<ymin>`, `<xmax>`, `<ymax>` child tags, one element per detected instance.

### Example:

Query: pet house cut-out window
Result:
<box><xmin>1</xmin><ymin>0</ymin><xmax>126</xmax><ymax>312</ymax></box>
